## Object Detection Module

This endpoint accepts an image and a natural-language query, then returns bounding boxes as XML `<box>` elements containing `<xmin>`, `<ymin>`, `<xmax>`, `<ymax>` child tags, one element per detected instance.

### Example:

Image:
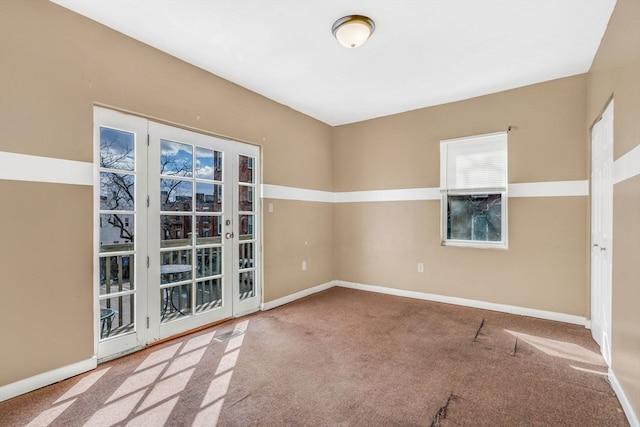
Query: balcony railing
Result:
<box><xmin>99</xmin><ymin>235</ymin><xmax>255</xmax><ymax>337</ymax></box>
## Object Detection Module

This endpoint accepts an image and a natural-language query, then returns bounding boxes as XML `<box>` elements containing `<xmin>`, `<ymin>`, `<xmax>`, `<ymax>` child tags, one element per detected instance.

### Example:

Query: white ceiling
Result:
<box><xmin>51</xmin><ymin>0</ymin><xmax>616</xmax><ymax>126</ymax></box>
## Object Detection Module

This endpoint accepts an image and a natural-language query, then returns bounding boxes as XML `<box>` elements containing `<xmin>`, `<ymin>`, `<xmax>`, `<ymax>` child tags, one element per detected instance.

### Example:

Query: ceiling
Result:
<box><xmin>51</xmin><ymin>0</ymin><xmax>616</xmax><ymax>126</ymax></box>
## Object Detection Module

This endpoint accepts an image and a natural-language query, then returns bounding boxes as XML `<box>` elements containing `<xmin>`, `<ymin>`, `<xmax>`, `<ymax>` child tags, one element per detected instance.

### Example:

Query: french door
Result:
<box><xmin>590</xmin><ymin>100</ymin><xmax>613</xmax><ymax>366</ymax></box>
<box><xmin>95</xmin><ymin>107</ymin><xmax>261</xmax><ymax>360</ymax></box>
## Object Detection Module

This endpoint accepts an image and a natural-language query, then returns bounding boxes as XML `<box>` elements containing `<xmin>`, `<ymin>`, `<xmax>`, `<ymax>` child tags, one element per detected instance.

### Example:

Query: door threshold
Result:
<box><xmin>98</xmin><ymin>317</ymin><xmax>234</xmax><ymax>364</ymax></box>
<box><xmin>98</xmin><ymin>345</ymin><xmax>146</xmax><ymax>364</ymax></box>
<box><xmin>148</xmin><ymin>317</ymin><xmax>234</xmax><ymax>349</ymax></box>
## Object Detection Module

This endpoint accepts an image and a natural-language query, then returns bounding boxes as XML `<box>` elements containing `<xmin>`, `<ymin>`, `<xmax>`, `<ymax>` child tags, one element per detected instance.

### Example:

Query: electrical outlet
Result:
<box><xmin>418</xmin><ymin>263</ymin><xmax>424</xmax><ymax>273</ymax></box>
<box><xmin>268</xmin><ymin>202</ymin><xmax>274</xmax><ymax>213</ymax></box>
<box><xmin>302</xmin><ymin>260</ymin><xmax>307</xmax><ymax>271</ymax></box>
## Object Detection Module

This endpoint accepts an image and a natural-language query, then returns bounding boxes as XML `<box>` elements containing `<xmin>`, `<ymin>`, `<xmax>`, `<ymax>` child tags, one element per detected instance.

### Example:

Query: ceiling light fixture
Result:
<box><xmin>332</xmin><ymin>15</ymin><xmax>375</xmax><ymax>48</ymax></box>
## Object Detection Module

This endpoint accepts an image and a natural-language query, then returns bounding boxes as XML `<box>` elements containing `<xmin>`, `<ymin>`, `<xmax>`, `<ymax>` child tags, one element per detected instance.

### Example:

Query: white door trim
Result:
<box><xmin>95</xmin><ymin>107</ymin><xmax>261</xmax><ymax>359</ymax></box>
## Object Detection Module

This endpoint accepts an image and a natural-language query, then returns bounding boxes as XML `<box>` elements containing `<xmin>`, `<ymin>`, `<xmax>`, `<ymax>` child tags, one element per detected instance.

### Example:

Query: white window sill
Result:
<box><xmin>442</xmin><ymin>240</ymin><xmax>508</xmax><ymax>250</ymax></box>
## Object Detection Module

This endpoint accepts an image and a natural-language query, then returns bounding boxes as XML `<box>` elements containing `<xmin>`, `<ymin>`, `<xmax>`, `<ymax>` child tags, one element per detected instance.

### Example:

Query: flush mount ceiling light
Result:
<box><xmin>332</xmin><ymin>15</ymin><xmax>375</xmax><ymax>48</ymax></box>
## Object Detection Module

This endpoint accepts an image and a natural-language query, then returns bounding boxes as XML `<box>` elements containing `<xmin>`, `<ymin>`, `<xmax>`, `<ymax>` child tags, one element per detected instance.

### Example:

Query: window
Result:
<box><xmin>214</xmin><ymin>151</ymin><xmax>223</xmax><ymax>172</ymax></box>
<box><xmin>440</xmin><ymin>131</ymin><xmax>508</xmax><ymax>248</ymax></box>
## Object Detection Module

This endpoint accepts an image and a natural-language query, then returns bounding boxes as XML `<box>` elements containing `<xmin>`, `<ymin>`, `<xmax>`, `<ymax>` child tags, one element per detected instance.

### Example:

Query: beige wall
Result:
<box><xmin>1</xmin><ymin>0</ymin><xmax>637</xmax><ymax>419</ymax></box>
<box><xmin>334</xmin><ymin>76</ymin><xmax>589</xmax><ymax>316</ymax></box>
<box><xmin>335</xmin><ymin>197</ymin><xmax>588</xmax><ymax>315</ymax></box>
<box><xmin>333</xmin><ymin>75</ymin><xmax>587</xmax><ymax>192</ymax></box>
<box><xmin>0</xmin><ymin>181</ymin><xmax>94</xmax><ymax>383</ymax></box>
<box><xmin>263</xmin><ymin>200</ymin><xmax>334</xmax><ymax>302</ymax></box>
<box><xmin>0</xmin><ymin>0</ymin><xmax>333</xmax><ymax>386</ymax></box>
<box><xmin>587</xmin><ymin>0</ymin><xmax>640</xmax><ymax>417</ymax></box>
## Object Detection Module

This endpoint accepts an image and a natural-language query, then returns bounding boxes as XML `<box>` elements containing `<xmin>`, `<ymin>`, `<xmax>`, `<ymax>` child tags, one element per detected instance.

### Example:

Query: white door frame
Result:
<box><xmin>95</xmin><ymin>107</ymin><xmax>261</xmax><ymax>360</ymax></box>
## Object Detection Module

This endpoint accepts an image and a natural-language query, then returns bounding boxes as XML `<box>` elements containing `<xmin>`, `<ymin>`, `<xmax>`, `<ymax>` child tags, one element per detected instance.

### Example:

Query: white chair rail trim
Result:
<box><xmin>262</xmin><ymin>181</ymin><xmax>589</xmax><ymax>203</ymax></box>
<box><xmin>0</xmin><ymin>151</ymin><xmax>93</xmax><ymax>186</ymax></box>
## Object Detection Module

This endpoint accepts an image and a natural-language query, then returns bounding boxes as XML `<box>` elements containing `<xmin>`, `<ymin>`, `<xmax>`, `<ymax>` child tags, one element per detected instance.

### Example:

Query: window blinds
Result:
<box><xmin>440</xmin><ymin>131</ymin><xmax>507</xmax><ymax>191</ymax></box>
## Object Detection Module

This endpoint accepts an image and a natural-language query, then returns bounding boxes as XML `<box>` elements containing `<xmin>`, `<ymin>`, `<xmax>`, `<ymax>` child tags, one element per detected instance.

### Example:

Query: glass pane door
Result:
<box><xmin>148</xmin><ymin>123</ymin><xmax>262</xmax><ymax>340</ymax></box>
<box><xmin>157</xmin><ymin>138</ymin><xmax>226</xmax><ymax>324</ymax></box>
<box><xmin>96</xmin><ymin>108</ymin><xmax>260</xmax><ymax>356</ymax></box>
<box><xmin>234</xmin><ymin>150</ymin><xmax>261</xmax><ymax>316</ymax></box>
<box><xmin>95</xmin><ymin>107</ymin><xmax>149</xmax><ymax>361</ymax></box>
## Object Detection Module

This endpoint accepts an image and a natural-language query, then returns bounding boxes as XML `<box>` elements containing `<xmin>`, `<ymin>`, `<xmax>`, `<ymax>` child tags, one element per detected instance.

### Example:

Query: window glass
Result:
<box><xmin>195</xmin><ymin>215</ymin><xmax>222</xmax><ymax>244</ymax></box>
<box><xmin>161</xmin><ymin>139</ymin><xmax>193</xmax><ymax>177</ymax></box>
<box><xmin>238</xmin><ymin>185</ymin><xmax>254</xmax><ymax>212</ymax></box>
<box><xmin>100</xmin><ymin>214</ymin><xmax>134</xmax><ymax>250</ymax></box>
<box><xmin>100</xmin><ymin>127</ymin><xmax>134</xmax><ymax>171</ymax></box>
<box><xmin>239</xmin><ymin>155</ymin><xmax>254</xmax><ymax>183</ymax></box>
<box><xmin>160</xmin><ymin>214</ymin><xmax>192</xmax><ymax>248</ymax></box>
<box><xmin>161</xmin><ymin>179</ymin><xmax>192</xmax><ymax>211</ymax></box>
<box><xmin>100</xmin><ymin>173</ymin><xmax>135</xmax><ymax>211</ymax></box>
<box><xmin>195</xmin><ymin>147</ymin><xmax>215</xmax><ymax>180</ymax></box>
<box><xmin>447</xmin><ymin>194</ymin><xmax>502</xmax><ymax>241</ymax></box>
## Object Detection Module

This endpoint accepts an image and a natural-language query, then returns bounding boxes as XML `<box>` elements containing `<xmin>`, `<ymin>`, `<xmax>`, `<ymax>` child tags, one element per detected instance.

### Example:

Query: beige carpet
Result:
<box><xmin>1</xmin><ymin>287</ymin><xmax>629</xmax><ymax>426</ymax></box>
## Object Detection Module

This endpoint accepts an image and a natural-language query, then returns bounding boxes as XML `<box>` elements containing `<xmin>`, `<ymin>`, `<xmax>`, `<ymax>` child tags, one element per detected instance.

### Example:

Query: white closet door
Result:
<box><xmin>590</xmin><ymin>100</ymin><xmax>613</xmax><ymax>365</ymax></box>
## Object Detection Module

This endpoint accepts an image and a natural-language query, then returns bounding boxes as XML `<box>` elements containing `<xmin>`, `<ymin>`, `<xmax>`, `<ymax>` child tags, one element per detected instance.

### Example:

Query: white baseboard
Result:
<box><xmin>261</xmin><ymin>281</ymin><xmax>337</xmax><ymax>311</ymax></box>
<box><xmin>0</xmin><ymin>357</ymin><xmax>97</xmax><ymax>402</ymax></box>
<box><xmin>336</xmin><ymin>280</ymin><xmax>588</xmax><ymax>326</ymax></box>
<box><xmin>609</xmin><ymin>367</ymin><xmax>640</xmax><ymax>427</ymax></box>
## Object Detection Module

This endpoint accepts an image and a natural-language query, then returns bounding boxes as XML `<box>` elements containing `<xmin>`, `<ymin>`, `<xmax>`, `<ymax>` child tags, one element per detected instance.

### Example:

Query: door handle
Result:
<box><xmin>593</xmin><ymin>243</ymin><xmax>598</xmax><ymax>247</ymax></box>
<box><xmin>225</xmin><ymin>232</ymin><xmax>234</xmax><ymax>239</ymax></box>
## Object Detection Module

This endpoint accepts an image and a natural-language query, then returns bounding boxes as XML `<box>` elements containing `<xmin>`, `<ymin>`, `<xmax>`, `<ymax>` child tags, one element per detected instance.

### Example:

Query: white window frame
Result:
<box><xmin>440</xmin><ymin>131</ymin><xmax>508</xmax><ymax>249</ymax></box>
